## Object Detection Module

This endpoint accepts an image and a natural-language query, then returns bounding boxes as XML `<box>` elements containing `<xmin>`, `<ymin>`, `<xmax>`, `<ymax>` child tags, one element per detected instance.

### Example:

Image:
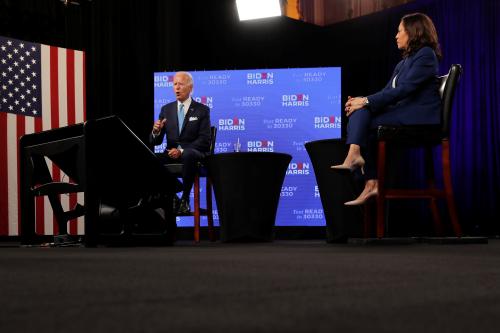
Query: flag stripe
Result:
<box><xmin>59</xmin><ymin>47</ymin><xmax>72</xmax><ymax>235</ymax></box>
<box><xmin>16</xmin><ymin>115</ymin><xmax>26</xmax><ymax>235</ymax></box>
<box><xmin>65</xmin><ymin>49</ymin><xmax>78</xmax><ymax>235</ymax></box>
<box><xmin>0</xmin><ymin>112</ymin><xmax>8</xmax><ymax>235</ymax></box>
<box><xmin>67</xmin><ymin>50</ymin><xmax>75</xmax><ymax>125</ymax></box>
<box><xmin>50</xmin><ymin>46</ymin><xmax>60</xmax><ymax>235</ymax></box>
<box><xmin>7</xmin><ymin>114</ymin><xmax>18</xmax><ymax>235</ymax></box>
<box><xmin>43</xmin><ymin>158</ymin><xmax>54</xmax><ymax>235</ymax></box>
<box><xmin>35</xmin><ymin>198</ymin><xmax>45</xmax><ymax>235</ymax></box>
<box><xmin>24</xmin><ymin>116</ymin><xmax>35</xmax><ymax>235</ymax></box>
<box><xmin>57</xmin><ymin>47</ymin><xmax>69</xmax><ymax>234</ymax></box>
<box><xmin>75</xmin><ymin>51</ymin><xmax>85</xmax><ymax>235</ymax></box>
<box><xmin>40</xmin><ymin>44</ymin><xmax>53</xmax><ymax>236</ymax></box>
<box><xmin>82</xmin><ymin>52</ymin><xmax>86</xmax><ymax>120</ymax></box>
<box><xmin>74</xmin><ymin>51</ymin><xmax>85</xmax><ymax>123</ymax></box>
<box><xmin>58</xmin><ymin>48</ymin><xmax>68</xmax><ymax>127</ymax></box>
<box><xmin>34</xmin><ymin>116</ymin><xmax>44</xmax><ymax>235</ymax></box>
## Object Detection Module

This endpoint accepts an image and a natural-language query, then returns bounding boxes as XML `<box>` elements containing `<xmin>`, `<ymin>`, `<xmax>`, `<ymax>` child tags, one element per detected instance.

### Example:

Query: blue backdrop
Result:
<box><xmin>154</xmin><ymin>67</ymin><xmax>342</xmax><ymax>227</ymax></box>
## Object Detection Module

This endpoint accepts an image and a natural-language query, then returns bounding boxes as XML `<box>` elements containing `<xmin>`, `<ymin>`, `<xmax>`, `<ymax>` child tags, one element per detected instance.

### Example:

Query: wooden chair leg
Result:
<box><xmin>194</xmin><ymin>174</ymin><xmax>201</xmax><ymax>243</ymax></box>
<box><xmin>376</xmin><ymin>141</ymin><xmax>386</xmax><ymax>238</ymax></box>
<box><xmin>442</xmin><ymin>140</ymin><xmax>462</xmax><ymax>237</ymax></box>
<box><xmin>206</xmin><ymin>177</ymin><xmax>215</xmax><ymax>242</ymax></box>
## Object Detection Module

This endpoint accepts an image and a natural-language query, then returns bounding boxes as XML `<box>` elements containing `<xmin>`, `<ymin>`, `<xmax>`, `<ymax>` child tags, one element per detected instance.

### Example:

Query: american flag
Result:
<box><xmin>0</xmin><ymin>36</ymin><xmax>86</xmax><ymax>236</ymax></box>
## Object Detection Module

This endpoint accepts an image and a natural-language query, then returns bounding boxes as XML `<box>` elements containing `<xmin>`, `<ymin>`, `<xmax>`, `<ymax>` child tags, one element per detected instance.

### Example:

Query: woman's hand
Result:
<box><xmin>344</xmin><ymin>96</ymin><xmax>367</xmax><ymax>117</ymax></box>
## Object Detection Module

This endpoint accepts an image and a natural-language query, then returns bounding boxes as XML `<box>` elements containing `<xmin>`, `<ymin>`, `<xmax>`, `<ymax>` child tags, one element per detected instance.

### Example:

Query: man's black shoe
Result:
<box><xmin>173</xmin><ymin>196</ymin><xmax>180</xmax><ymax>212</ymax></box>
<box><xmin>178</xmin><ymin>198</ymin><xmax>191</xmax><ymax>214</ymax></box>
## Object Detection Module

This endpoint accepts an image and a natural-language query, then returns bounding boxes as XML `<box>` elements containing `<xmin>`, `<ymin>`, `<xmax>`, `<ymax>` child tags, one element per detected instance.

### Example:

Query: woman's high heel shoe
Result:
<box><xmin>344</xmin><ymin>188</ymin><xmax>378</xmax><ymax>206</ymax></box>
<box><xmin>331</xmin><ymin>156</ymin><xmax>365</xmax><ymax>172</ymax></box>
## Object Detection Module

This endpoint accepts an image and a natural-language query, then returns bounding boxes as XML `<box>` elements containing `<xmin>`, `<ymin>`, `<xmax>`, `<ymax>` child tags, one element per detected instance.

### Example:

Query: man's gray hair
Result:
<box><xmin>176</xmin><ymin>71</ymin><xmax>194</xmax><ymax>86</ymax></box>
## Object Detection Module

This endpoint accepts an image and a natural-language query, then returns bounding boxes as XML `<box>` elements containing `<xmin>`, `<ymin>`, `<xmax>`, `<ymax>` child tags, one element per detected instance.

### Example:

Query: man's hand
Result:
<box><xmin>167</xmin><ymin>148</ymin><xmax>181</xmax><ymax>159</ymax></box>
<box><xmin>152</xmin><ymin>118</ymin><xmax>167</xmax><ymax>135</ymax></box>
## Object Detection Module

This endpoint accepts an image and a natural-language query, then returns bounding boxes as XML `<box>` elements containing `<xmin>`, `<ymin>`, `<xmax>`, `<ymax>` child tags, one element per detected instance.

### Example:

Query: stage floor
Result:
<box><xmin>1</xmin><ymin>239</ymin><xmax>499</xmax><ymax>332</ymax></box>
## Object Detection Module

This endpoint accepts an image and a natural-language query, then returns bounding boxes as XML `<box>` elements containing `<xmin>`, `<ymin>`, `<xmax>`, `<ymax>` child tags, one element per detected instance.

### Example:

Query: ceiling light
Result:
<box><xmin>236</xmin><ymin>0</ymin><xmax>282</xmax><ymax>21</ymax></box>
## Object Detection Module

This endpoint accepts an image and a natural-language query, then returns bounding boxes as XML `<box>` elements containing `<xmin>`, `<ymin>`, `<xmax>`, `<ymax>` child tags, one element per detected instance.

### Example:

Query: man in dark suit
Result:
<box><xmin>150</xmin><ymin>71</ymin><xmax>211</xmax><ymax>214</ymax></box>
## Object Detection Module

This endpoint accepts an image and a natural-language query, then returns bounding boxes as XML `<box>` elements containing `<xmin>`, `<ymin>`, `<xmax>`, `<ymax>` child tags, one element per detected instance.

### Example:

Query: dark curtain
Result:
<box><xmin>86</xmin><ymin>0</ymin><xmax>183</xmax><ymax>137</ymax></box>
<box><xmin>398</xmin><ymin>0</ymin><xmax>500</xmax><ymax>234</ymax></box>
<box><xmin>434</xmin><ymin>0</ymin><xmax>500</xmax><ymax>234</ymax></box>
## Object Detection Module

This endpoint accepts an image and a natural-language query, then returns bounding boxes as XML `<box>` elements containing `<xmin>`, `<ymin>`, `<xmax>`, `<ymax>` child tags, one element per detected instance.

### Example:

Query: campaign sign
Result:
<box><xmin>154</xmin><ymin>67</ymin><xmax>341</xmax><ymax>226</ymax></box>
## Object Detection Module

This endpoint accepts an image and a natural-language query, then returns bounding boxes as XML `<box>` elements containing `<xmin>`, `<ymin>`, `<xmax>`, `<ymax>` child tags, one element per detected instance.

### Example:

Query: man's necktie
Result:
<box><xmin>178</xmin><ymin>103</ymin><xmax>185</xmax><ymax>132</ymax></box>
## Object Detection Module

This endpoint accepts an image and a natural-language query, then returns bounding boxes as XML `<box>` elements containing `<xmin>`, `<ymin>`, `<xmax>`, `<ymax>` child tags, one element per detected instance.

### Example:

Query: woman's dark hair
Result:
<box><xmin>401</xmin><ymin>13</ymin><xmax>442</xmax><ymax>59</ymax></box>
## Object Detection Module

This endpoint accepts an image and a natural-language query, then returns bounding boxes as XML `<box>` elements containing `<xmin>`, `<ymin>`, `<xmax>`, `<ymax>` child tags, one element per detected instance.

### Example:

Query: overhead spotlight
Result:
<box><xmin>236</xmin><ymin>0</ymin><xmax>282</xmax><ymax>21</ymax></box>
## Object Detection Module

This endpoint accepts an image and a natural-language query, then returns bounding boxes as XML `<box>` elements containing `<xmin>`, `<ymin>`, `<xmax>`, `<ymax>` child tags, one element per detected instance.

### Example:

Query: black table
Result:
<box><xmin>305</xmin><ymin>139</ymin><xmax>363</xmax><ymax>242</ymax></box>
<box><xmin>207</xmin><ymin>152</ymin><xmax>292</xmax><ymax>242</ymax></box>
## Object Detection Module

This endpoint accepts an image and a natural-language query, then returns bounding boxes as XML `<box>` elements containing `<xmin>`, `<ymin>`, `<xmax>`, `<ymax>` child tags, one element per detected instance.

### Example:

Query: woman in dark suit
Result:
<box><xmin>332</xmin><ymin>12</ymin><xmax>443</xmax><ymax>205</ymax></box>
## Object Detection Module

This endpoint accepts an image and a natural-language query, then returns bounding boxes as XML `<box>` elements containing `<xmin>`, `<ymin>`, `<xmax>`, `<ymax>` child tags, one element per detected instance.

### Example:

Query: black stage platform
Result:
<box><xmin>0</xmin><ymin>239</ymin><xmax>498</xmax><ymax>332</ymax></box>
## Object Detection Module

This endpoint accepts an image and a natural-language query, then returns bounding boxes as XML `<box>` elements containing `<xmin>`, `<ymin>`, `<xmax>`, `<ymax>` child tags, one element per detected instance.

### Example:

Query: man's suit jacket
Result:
<box><xmin>151</xmin><ymin>99</ymin><xmax>211</xmax><ymax>153</ymax></box>
<box><xmin>368</xmin><ymin>46</ymin><xmax>441</xmax><ymax>125</ymax></box>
